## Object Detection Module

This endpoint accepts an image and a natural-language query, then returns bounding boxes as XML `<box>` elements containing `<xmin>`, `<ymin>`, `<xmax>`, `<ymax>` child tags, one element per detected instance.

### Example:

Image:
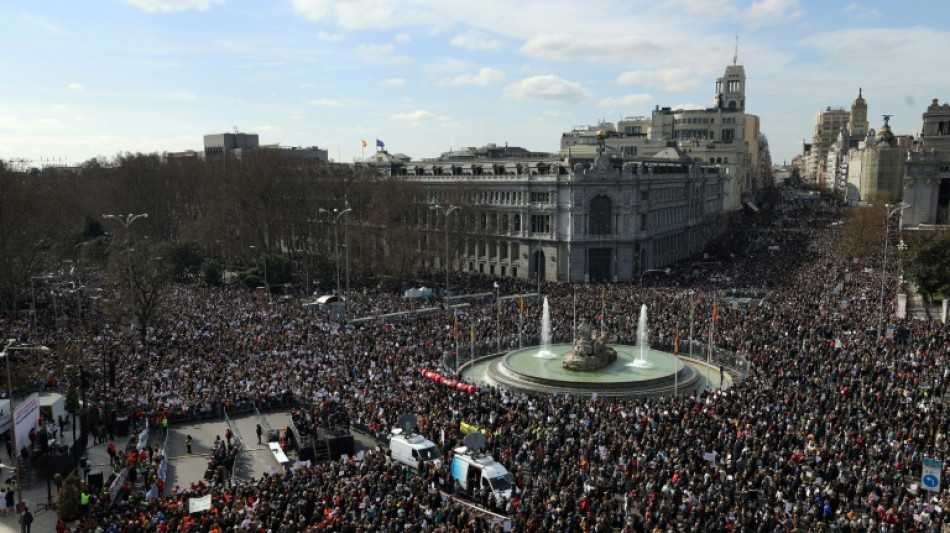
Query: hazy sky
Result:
<box><xmin>2</xmin><ymin>0</ymin><xmax>949</xmax><ymax>167</ymax></box>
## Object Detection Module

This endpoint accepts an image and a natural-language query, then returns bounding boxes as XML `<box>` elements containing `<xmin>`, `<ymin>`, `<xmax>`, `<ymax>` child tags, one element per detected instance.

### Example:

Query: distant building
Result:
<box><xmin>203</xmin><ymin>132</ymin><xmax>259</xmax><ymax>157</ymax></box>
<box><xmin>372</xmin><ymin>140</ymin><xmax>727</xmax><ymax>283</ymax></box>
<box><xmin>903</xmin><ymin>99</ymin><xmax>950</xmax><ymax>228</ymax></box>
<box><xmin>845</xmin><ymin>116</ymin><xmax>913</xmax><ymax>205</ymax></box>
<box><xmin>559</xmin><ymin>63</ymin><xmax>762</xmax><ymax>212</ymax></box>
<box><xmin>261</xmin><ymin>144</ymin><xmax>329</xmax><ymax>163</ymax></box>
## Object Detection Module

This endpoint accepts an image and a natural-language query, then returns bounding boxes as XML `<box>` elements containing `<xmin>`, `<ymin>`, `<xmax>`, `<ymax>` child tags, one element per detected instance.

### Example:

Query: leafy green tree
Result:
<box><xmin>202</xmin><ymin>259</ymin><xmax>223</xmax><ymax>286</ymax></box>
<box><xmin>902</xmin><ymin>232</ymin><xmax>950</xmax><ymax>305</ymax></box>
<box><xmin>57</xmin><ymin>473</ymin><xmax>83</xmax><ymax>521</ymax></box>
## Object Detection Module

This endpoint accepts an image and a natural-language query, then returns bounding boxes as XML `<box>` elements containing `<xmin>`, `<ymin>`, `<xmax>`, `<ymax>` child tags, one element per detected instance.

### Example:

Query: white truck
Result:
<box><xmin>388</xmin><ymin>430</ymin><xmax>443</xmax><ymax>471</ymax></box>
<box><xmin>387</xmin><ymin>414</ymin><xmax>442</xmax><ymax>471</ymax></box>
<box><xmin>450</xmin><ymin>433</ymin><xmax>513</xmax><ymax>504</ymax></box>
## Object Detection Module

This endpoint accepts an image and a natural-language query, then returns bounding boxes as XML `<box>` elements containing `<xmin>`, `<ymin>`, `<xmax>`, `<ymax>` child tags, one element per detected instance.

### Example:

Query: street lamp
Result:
<box><xmin>249</xmin><ymin>246</ymin><xmax>269</xmax><ymax>302</ymax></box>
<box><xmin>102</xmin><ymin>213</ymin><xmax>148</xmax><ymax>333</ymax></box>
<box><xmin>494</xmin><ymin>282</ymin><xmax>500</xmax><ymax>353</ymax></box>
<box><xmin>2</xmin><ymin>339</ymin><xmax>50</xmax><ymax>507</ymax></box>
<box><xmin>319</xmin><ymin>207</ymin><xmax>353</xmax><ymax>311</ymax></box>
<box><xmin>875</xmin><ymin>202</ymin><xmax>910</xmax><ymax>337</ymax></box>
<box><xmin>429</xmin><ymin>205</ymin><xmax>461</xmax><ymax>300</ymax></box>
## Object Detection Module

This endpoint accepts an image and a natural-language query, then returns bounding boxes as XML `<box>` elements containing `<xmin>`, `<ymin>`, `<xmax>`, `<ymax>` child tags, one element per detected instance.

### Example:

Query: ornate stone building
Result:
<box><xmin>560</xmin><ymin>63</ymin><xmax>760</xmax><ymax>212</ymax></box>
<box><xmin>903</xmin><ymin>99</ymin><xmax>950</xmax><ymax>227</ymax></box>
<box><xmin>374</xmin><ymin>140</ymin><xmax>728</xmax><ymax>283</ymax></box>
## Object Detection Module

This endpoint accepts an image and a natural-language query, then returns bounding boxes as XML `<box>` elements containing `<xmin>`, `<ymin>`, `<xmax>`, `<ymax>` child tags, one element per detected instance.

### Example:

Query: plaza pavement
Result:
<box><xmin>0</xmin><ymin>410</ymin><xmax>377</xmax><ymax>532</ymax></box>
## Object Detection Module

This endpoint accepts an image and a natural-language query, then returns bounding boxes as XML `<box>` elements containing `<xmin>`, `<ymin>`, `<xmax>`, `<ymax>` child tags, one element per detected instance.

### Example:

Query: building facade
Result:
<box><xmin>203</xmin><ymin>132</ymin><xmax>260</xmax><ymax>157</ymax></box>
<box><xmin>559</xmin><ymin>63</ymin><xmax>761</xmax><ymax>212</ymax></box>
<box><xmin>903</xmin><ymin>99</ymin><xmax>950</xmax><ymax>227</ymax></box>
<box><xmin>373</xmin><ymin>141</ymin><xmax>728</xmax><ymax>283</ymax></box>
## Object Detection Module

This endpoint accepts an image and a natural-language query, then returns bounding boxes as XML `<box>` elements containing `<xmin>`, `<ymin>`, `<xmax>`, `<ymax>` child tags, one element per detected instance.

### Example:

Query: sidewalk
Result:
<box><xmin>0</xmin><ymin>411</ymin><xmax>293</xmax><ymax>531</ymax></box>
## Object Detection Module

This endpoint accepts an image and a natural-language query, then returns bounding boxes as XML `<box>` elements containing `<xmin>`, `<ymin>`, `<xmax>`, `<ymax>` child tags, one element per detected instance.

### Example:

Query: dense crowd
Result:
<box><xmin>4</xmin><ymin>203</ymin><xmax>950</xmax><ymax>532</ymax></box>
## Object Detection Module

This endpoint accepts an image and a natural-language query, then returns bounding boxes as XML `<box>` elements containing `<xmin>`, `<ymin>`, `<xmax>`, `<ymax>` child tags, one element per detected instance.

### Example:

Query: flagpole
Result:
<box><xmin>518</xmin><ymin>294</ymin><xmax>523</xmax><ymax>348</ymax></box>
<box><xmin>674</xmin><ymin>326</ymin><xmax>679</xmax><ymax>397</ymax></box>
<box><xmin>470</xmin><ymin>323</ymin><xmax>475</xmax><ymax>369</ymax></box>
<box><xmin>708</xmin><ymin>297</ymin><xmax>715</xmax><ymax>389</ymax></box>
<box><xmin>572</xmin><ymin>285</ymin><xmax>577</xmax><ymax>344</ymax></box>
<box><xmin>600</xmin><ymin>286</ymin><xmax>605</xmax><ymax>333</ymax></box>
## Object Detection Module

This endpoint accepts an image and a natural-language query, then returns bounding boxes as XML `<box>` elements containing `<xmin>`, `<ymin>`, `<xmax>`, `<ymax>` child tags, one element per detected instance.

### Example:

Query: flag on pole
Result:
<box><xmin>361</xmin><ymin>140</ymin><xmax>367</xmax><ymax>148</ymax></box>
<box><xmin>713</xmin><ymin>301</ymin><xmax>719</xmax><ymax>324</ymax></box>
<box><xmin>453</xmin><ymin>313</ymin><xmax>458</xmax><ymax>340</ymax></box>
<box><xmin>376</xmin><ymin>138</ymin><xmax>385</xmax><ymax>150</ymax></box>
<box><xmin>601</xmin><ymin>286</ymin><xmax>606</xmax><ymax>319</ymax></box>
<box><xmin>470</xmin><ymin>323</ymin><xmax>475</xmax><ymax>344</ymax></box>
<box><xmin>674</xmin><ymin>328</ymin><xmax>680</xmax><ymax>355</ymax></box>
<box><xmin>519</xmin><ymin>293</ymin><xmax>525</xmax><ymax>314</ymax></box>
<box><xmin>690</xmin><ymin>299</ymin><xmax>696</xmax><ymax>321</ymax></box>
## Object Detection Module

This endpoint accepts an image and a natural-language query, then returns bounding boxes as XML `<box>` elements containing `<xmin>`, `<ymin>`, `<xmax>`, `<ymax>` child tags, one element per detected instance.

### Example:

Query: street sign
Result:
<box><xmin>922</xmin><ymin>457</ymin><xmax>942</xmax><ymax>492</ymax></box>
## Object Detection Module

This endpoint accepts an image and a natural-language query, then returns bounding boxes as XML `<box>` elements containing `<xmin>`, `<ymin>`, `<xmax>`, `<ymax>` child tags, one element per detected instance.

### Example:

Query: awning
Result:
<box><xmin>744</xmin><ymin>201</ymin><xmax>760</xmax><ymax>213</ymax></box>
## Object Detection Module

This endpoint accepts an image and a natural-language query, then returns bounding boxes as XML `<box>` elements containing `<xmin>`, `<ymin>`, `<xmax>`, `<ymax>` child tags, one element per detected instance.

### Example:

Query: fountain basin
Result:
<box><xmin>486</xmin><ymin>343</ymin><xmax>700</xmax><ymax>397</ymax></box>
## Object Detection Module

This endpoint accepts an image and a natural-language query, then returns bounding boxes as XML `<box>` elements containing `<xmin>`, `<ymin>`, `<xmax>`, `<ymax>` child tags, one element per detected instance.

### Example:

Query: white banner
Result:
<box><xmin>137</xmin><ymin>427</ymin><xmax>150</xmax><ymax>451</ymax></box>
<box><xmin>14</xmin><ymin>393</ymin><xmax>40</xmax><ymax>454</ymax></box>
<box><xmin>922</xmin><ymin>458</ymin><xmax>943</xmax><ymax>492</ymax></box>
<box><xmin>189</xmin><ymin>494</ymin><xmax>212</xmax><ymax>513</ymax></box>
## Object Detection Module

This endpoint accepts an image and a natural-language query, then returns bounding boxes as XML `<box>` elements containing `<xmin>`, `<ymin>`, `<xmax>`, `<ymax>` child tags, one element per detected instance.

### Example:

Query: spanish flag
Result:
<box><xmin>361</xmin><ymin>140</ymin><xmax>367</xmax><ymax>148</ymax></box>
<box><xmin>453</xmin><ymin>313</ymin><xmax>458</xmax><ymax>340</ymax></box>
<box><xmin>519</xmin><ymin>293</ymin><xmax>525</xmax><ymax>314</ymax></box>
<box><xmin>712</xmin><ymin>301</ymin><xmax>719</xmax><ymax>324</ymax></box>
<box><xmin>674</xmin><ymin>328</ymin><xmax>679</xmax><ymax>355</ymax></box>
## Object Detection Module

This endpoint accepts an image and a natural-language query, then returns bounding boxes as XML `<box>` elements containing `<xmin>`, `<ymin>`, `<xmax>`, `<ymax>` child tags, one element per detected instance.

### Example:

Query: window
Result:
<box><xmin>530</xmin><ymin>191</ymin><xmax>550</xmax><ymax>203</ymax></box>
<box><xmin>590</xmin><ymin>195</ymin><xmax>612</xmax><ymax>235</ymax></box>
<box><xmin>531</xmin><ymin>214</ymin><xmax>550</xmax><ymax>234</ymax></box>
<box><xmin>622</xmin><ymin>146</ymin><xmax>638</xmax><ymax>157</ymax></box>
<box><xmin>513</xmin><ymin>214</ymin><xmax>521</xmax><ymax>232</ymax></box>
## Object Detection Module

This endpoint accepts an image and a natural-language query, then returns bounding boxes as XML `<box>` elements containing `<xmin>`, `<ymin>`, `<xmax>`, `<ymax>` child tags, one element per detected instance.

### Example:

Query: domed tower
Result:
<box><xmin>714</xmin><ymin>64</ymin><xmax>746</xmax><ymax>112</ymax></box>
<box><xmin>849</xmin><ymin>88</ymin><xmax>868</xmax><ymax>138</ymax></box>
<box><xmin>877</xmin><ymin>115</ymin><xmax>896</xmax><ymax>146</ymax></box>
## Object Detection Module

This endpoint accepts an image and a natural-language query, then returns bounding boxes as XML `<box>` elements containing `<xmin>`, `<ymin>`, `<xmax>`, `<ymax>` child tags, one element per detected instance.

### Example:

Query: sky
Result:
<box><xmin>2</xmin><ymin>0</ymin><xmax>950</xmax><ymax>168</ymax></box>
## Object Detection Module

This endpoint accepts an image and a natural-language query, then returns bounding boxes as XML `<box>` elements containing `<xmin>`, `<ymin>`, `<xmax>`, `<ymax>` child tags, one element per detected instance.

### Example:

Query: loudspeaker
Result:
<box><xmin>327</xmin><ymin>434</ymin><xmax>354</xmax><ymax>458</ymax></box>
<box><xmin>88</xmin><ymin>471</ymin><xmax>104</xmax><ymax>492</ymax></box>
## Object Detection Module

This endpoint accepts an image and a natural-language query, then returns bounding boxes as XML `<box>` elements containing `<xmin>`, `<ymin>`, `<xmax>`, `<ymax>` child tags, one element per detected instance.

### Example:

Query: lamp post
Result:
<box><xmin>494</xmin><ymin>282</ymin><xmax>500</xmax><ymax>353</ymax></box>
<box><xmin>430</xmin><ymin>205</ymin><xmax>461</xmax><ymax>301</ymax></box>
<box><xmin>319</xmin><ymin>207</ymin><xmax>353</xmax><ymax>318</ymax></box>
<box><xmin>102</xmin><ymin>213</ymin><xmax>148</xmax><ymax>333</ymax></box>
<box><xmin>2</xmin><ymin>339</ymin><xmax>50</xmax><ymax>507</ymax></box>
<box><xmin>249</xmin><ymin>246</ymin><xmax>269</xmax><ymax>302</ymax></box>
<box><xmin>877</xmin><ymin>202</ymin><xmax>910</xmax><ymax>337</ymax></box>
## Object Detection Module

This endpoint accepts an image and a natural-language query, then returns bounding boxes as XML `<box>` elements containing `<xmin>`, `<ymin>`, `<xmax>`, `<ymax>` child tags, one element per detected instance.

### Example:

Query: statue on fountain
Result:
<box><xmin>562</xmin><ymin>321</ymin><xmax>617</xmax><ymax>371</ymax></box>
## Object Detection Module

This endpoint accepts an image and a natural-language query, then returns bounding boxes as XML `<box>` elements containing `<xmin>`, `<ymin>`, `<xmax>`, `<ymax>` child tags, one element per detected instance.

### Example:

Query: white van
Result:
<box><xmin>388</xmin><ymin>430</ymin><xmax>443</xmax><ymax>471</ymax></box>
<box><xmin>450</xmin><ymin>446</ymin><xmax>513</xmax><ymax>504</ymax></box>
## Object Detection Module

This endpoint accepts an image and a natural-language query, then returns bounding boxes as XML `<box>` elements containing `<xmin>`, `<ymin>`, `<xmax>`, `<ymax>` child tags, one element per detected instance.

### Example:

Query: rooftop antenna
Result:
<box><xmin>733</xmin><ymin>35</ymin><xmax>739</xmax><ymax>65</ymax></box>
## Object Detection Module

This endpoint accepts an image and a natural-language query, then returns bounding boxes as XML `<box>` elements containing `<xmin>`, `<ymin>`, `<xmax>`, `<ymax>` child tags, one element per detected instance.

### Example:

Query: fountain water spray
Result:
<box><xmin>534</xmin><ymin>296</ymin><xmax>557</xmax><ymax>359</ymax></box>
<box><xmin>627</xmin><ymin>304</ymin><xmax>654</xmax><ymax>368</ymax></box>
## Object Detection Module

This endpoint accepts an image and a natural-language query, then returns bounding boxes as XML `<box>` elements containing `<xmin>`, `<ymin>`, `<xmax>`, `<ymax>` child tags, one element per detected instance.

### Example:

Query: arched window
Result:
<box><xmin>590</xmin><ymin>195</ymin><xmax>612</xmax><ymax>235</ymax></box>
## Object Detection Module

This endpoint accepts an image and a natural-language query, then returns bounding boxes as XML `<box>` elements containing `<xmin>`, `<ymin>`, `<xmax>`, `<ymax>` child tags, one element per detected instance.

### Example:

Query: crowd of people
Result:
<box><xmin>4</xmin><ymin>203</ymin><xmax>950</xmax><ymax>532</ymax></box>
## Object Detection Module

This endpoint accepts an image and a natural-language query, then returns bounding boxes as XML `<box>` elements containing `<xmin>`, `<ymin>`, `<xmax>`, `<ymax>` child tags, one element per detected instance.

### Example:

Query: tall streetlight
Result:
<box><xmin>102</xmin><ymin>213</ymin><xmax>148</xmax><ymax>332</ymax></box>
<box><xmin>430</xmin><ymin>205</ymin><xmax>461</xmax><ymax>300</ymax></box>
<box><xmin>2</xmin><ymin>339</ymin><xmax>50</xmax><ymax>507</ymax></box>
<box><xmin>876</xmin><ymin>202</ymin><xmax>910</xmax><ymax>337</ymax></box>
<box><xmin>249</xmin><ymin>246</ymin><xmax>269</xmax><ymax>302</ymax></box>
<box><xmin>319</xmin><ymin>207</ymin><xmax>353</xmax><ymax>301</ymax></box>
